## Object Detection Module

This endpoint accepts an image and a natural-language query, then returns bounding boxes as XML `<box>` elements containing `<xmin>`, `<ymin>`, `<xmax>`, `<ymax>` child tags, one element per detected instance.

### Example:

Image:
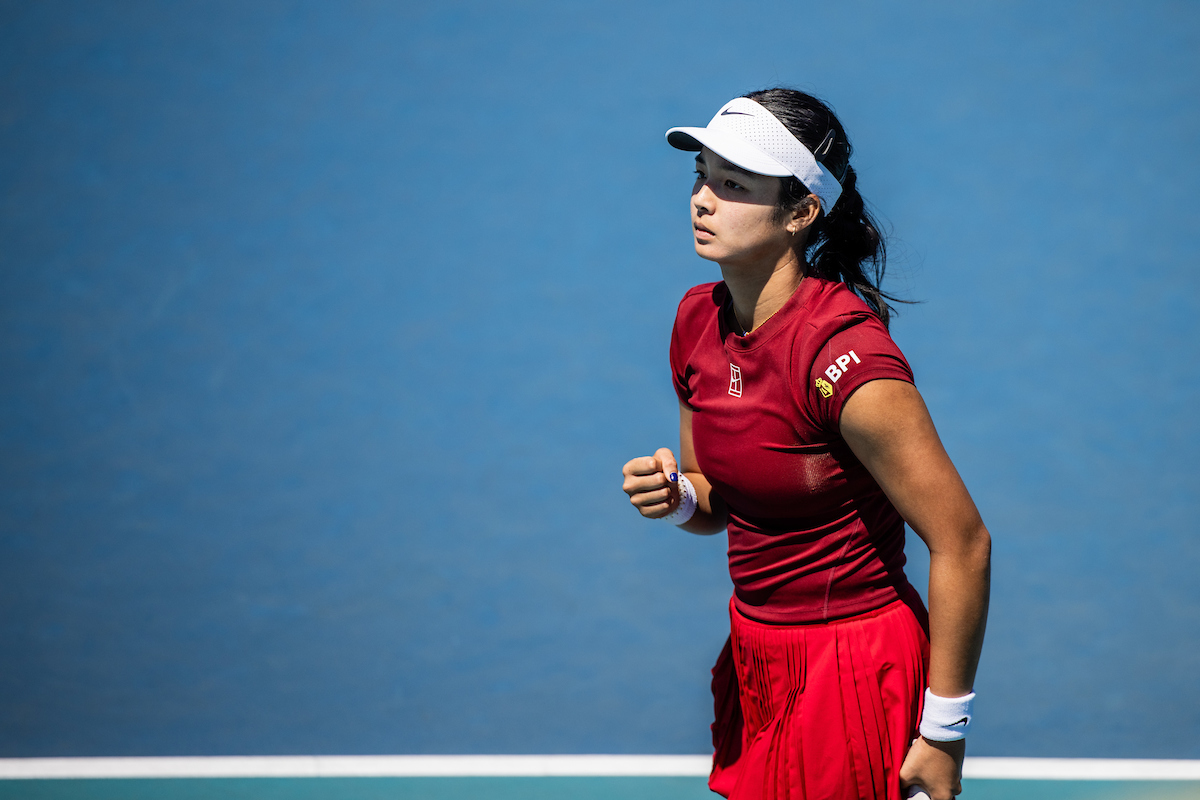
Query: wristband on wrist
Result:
<box><xmin>918</xmin><ymin>688</ymin><xmax>975</xmax><ymax>741</ymax></box>
<box><xmin>663</xmin><ymin>474</ymin><xmax>697</xmax><ymax>525</ymax></box>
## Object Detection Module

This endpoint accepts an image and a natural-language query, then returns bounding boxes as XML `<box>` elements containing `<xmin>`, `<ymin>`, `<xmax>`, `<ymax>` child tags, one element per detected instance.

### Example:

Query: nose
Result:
<box><xmin>693</xmin><ymin>180</ymin><xmax>715</xmax><ymax>216</ymax></box>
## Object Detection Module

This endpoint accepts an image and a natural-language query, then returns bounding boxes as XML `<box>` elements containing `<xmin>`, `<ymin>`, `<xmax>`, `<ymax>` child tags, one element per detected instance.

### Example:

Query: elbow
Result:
<box><xmin>928</xmin><ymin>520</ymin><xmax>991</xmax><ymax>571</ymax></box>
<box><xmin>964</xmin><ymin>522</ymin><xmax>991</xmax><ymax>560</ymax></box>
<box><xmin>972</xmin><ymin>523</ymin><xmax>992</xmax><ymax>567</ymax></box>
<box><xmin>959</xmin><ymin>523</ymin><xmax>992</xmax><ymax>583</ymax></box>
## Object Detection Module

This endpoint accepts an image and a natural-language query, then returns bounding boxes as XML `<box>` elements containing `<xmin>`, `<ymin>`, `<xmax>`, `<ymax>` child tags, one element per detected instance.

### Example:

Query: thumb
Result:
<box><xmin>655</xmin><ymin>447</ymin><xmax>679</xmax><ymax>483</ymax></box>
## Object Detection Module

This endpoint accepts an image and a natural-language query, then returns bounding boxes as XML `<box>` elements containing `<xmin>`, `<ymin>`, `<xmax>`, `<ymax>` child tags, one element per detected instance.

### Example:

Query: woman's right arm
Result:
<box><xmin>621</xmin><ymin>402</ymin><xmax>728</xmax><ymax>535</ymax></box>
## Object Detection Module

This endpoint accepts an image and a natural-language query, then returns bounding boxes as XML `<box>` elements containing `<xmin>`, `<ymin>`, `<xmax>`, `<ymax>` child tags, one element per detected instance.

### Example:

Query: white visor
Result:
<box><xmin>666</xmin><ymin>96</ymin><xmax>843</xmax><ymax>214</ymax></box>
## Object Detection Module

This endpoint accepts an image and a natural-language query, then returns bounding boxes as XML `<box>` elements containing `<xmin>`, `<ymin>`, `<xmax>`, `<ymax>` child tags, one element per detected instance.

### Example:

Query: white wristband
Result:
<box><xmin>663</xmin><ymin>474</ymin><xmax>697</xmax><ymax>525</ymax></box>
<box><xmin>918</xmin><ymin>688</ymin><xmax>975</xmax><ymax>741</ymax></box>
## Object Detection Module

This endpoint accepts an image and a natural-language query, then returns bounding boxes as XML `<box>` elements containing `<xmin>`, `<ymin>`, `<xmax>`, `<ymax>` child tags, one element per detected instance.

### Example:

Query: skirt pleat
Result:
<box><xmin>709</xmin><ymin>594</ymin><xmax>930</xmax><ymax>800</ymax></box>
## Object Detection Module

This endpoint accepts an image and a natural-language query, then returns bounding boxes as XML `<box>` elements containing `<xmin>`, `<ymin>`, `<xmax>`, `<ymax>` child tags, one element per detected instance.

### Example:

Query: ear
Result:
<box><xmin>786</xmin><ymin>194</ymin><xmax>821</xmax><ymax>235</ymax></box>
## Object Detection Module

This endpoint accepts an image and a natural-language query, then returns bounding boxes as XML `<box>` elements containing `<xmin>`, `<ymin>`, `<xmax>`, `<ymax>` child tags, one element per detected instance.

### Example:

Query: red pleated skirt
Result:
<box><xmin>709</xmin><ymin>593</ymin><xmax>930</xmax><ymax>800</ymax></box>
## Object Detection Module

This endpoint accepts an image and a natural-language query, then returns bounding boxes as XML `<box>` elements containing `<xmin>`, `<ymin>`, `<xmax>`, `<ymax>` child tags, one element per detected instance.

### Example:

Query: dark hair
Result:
<box><xmin>745</xmin><ymin>88</ymin><xmax>906</xmax><ymax>327</ymax></box>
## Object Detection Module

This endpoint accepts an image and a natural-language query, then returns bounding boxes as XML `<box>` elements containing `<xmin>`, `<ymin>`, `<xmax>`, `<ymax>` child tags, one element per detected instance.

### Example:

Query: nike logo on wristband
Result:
<box><xmin>949</xmin><ymin>717</ymin><xmax>969</xmax><ymax>727</ymax></box>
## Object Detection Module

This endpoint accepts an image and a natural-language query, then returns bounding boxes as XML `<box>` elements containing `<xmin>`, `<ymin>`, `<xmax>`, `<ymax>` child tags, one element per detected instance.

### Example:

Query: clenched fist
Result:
<box><xmin>621</xmin><ymin>447</ymin><xmax>681</xmax><ymax>518</ymax></box>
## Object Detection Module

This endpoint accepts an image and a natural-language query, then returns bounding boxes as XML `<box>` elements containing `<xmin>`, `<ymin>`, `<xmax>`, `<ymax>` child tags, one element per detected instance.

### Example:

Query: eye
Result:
<box><xmin>693</xmin><ymin>168</ymin><xmax>707</xmax><ymax>180</ymax></box>
<box><xmin>724</xmin><ymin>179</ymin><xmax>744</xmax><ymax>191</ymax></box>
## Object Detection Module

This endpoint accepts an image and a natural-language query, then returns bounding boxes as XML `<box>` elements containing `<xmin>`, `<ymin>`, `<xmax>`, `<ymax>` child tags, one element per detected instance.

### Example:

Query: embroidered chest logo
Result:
<box><xmin>824</xmin><ymin>350</ymin><xmax>861</xmax><ymax>383</ymax></box>
<box><xmin>815</xmin><ymin>377</ymin><xmax>834</xmax><ymax>398</ymax></box>
<box><xmin>728</xmin><ymin>363</ymin><xmax>743</xmax><ymax>397</ymax></box>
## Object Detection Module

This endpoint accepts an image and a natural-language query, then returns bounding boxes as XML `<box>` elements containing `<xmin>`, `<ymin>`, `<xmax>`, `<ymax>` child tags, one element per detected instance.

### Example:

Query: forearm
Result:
<box><xmin>926</xmin><ymin>522</ymin><xmax>991</xmax><ymax>697</ymax></box>
<box><xmin>895</xmin><ymin>523</ymin><xmax>988</xmax><ymax>798</ymax></box>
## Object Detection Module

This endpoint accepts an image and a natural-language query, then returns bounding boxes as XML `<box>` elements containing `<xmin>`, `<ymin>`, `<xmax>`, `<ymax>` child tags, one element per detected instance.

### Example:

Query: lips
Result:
<box><xmin>694</xmin><ymin>222</ymin><xmax>714</xmax><ymax>239</ymax></box>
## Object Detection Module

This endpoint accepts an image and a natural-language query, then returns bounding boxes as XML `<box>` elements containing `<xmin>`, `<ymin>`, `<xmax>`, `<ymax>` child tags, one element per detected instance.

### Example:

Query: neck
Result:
<box><xmin>720</xmin><ymin>249</ymin><xmax>806</xmax><ymax>334</ymax></box>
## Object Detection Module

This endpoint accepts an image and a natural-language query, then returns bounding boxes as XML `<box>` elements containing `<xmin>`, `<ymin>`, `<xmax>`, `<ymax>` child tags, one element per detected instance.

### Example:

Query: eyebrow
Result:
<box><xmin>695</xmin><ymin>153</ymin><xmax>756</xmax><ymax>179</ymax></box>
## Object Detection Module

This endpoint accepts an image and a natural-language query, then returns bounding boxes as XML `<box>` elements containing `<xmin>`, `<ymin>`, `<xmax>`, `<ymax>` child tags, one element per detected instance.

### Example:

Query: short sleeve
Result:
<box><xmin>669</xmin><ymin>309</ymin><xmax>695</xmax><ymax>408</ymax></box>
<box><xmin>669</xmin><ymin>284</ymin><xmax>721</xmax><ymax>410</ymax></box>
<box><xmin>805</xmin><ymin>312</ymin><xmax>914</xmax><ymax>432</ymax></box>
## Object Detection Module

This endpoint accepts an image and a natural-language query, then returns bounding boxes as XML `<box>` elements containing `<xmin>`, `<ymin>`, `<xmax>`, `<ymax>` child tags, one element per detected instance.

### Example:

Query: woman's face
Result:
<box><xmin>691</xmin><ymin>147</ymin><xmax>795</xmax><ymax>268</ymax></box>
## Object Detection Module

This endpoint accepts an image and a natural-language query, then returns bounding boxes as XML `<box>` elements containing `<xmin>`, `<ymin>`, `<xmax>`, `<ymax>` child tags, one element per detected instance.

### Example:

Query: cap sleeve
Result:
<box><xmin>804</xmin><ymin>312</ymin><xmax>914</xmax><ymax>432</ymax></box>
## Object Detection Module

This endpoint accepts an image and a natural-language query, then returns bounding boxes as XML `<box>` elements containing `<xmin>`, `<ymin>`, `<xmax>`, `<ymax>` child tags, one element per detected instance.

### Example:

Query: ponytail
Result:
<box><xmin>746</xmin><ymin>88</ymin><xmax>908</xmax><ymax>328</ymax></box>
<box><xmin>807</xmin><ymin>165</ymin><xmax>899</xmax><ymax>327</ymax></box>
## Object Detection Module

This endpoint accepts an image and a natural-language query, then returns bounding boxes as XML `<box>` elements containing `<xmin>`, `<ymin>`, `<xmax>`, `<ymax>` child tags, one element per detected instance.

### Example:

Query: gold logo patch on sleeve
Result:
<box><xmin>815</xmin><ymin>377</ymin><xmax>834</xmax><ymax>398</ymax></box>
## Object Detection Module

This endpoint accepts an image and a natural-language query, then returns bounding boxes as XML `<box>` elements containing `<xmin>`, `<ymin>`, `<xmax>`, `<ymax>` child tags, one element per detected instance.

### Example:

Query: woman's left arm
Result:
<box><xmin>840</xmin><ymin>378</ymin><xmax>991</xmax><ymax>800</ymax></box>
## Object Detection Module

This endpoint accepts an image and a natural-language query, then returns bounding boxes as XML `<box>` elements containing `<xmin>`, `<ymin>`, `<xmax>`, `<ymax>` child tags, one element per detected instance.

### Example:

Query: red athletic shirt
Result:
<box><xmin>670</xmin><ymin>278</ymin><xmax>918</xmax><ymax>624</ymax></box>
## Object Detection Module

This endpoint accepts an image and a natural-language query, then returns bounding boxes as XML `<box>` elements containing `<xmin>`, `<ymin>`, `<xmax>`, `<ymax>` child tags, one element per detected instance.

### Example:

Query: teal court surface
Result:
<box><xmin>3</xmin><ymin>758</ymin><xmax>1199</xmax><ymax>799</ymax></box>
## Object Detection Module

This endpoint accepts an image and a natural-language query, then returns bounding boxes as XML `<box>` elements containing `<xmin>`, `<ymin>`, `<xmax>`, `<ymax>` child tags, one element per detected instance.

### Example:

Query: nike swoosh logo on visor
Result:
<box><xmin>720</xmin><ymin>109</ymin><xmax>752</xmax><ymax>116</ymax></box>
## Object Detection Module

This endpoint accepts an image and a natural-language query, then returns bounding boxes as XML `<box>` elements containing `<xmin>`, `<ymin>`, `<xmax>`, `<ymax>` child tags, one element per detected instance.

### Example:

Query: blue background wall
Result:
<box><xmin>2</xmin><ymin>0</ymin><xmax>1198</xmax><ymax>758</ymax></box>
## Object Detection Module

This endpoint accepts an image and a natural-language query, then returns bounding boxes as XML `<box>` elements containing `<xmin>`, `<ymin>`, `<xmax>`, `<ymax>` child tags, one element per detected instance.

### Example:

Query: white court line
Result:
<box><xmin>0</xmin><ymin>755</ymin><xmax>1199</xmax><ymax>780</ymax></box>
<box><xmin>0</xmin><ymin>756</ymin><xmax>710</xmax><ymax>780</ymax></box>
<box><xmin>963</xmin><ymin>758</ymin><xmax>1200</xmax><ymax>781</ymax></box>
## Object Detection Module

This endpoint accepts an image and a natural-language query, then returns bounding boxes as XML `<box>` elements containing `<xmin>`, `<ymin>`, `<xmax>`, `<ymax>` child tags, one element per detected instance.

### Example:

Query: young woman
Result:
<box><xmin>621</xmin><ymin>89</ymin><xmax>990</xmax><ymax>800</ymax></box>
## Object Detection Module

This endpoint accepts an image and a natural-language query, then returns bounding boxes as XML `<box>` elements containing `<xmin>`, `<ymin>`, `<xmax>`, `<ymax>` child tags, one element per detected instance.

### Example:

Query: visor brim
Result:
<box><xmin>665</xmin><ymin>126</ymin><xmax>793</xmax><ymax>178</ymax></box>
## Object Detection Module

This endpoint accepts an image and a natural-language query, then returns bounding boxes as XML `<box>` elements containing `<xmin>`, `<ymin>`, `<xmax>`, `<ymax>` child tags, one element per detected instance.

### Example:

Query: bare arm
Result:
<box><xmin>839</xmin><ymin>379</ymin><xmax>991</xmax><ymax>800</ymax></box>
<box><xmin>621</xmin><ymin>402</ymin><xmax>728</xmax><ymax>535</ymax></box>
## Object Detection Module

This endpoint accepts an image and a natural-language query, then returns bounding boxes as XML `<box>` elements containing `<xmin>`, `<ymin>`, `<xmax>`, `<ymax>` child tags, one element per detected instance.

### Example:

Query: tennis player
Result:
<box><xmin>621</xmin><ymin>88</ymin><xmax>990</xmax><ymax>800</ymax></box>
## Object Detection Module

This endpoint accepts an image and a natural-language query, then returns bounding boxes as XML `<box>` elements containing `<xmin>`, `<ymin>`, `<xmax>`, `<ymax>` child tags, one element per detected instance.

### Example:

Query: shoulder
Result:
<box><xmin>793</xmin><ymin>279</ymin><xmax>900</xmax><ymax>358</ymax></box>
<box><xmin>801</xmin><ymin>278</ymin><xmax>878</xmax><ymax>332</ymax></box>
<box><xmin>673</xmin><ymin>281</ymin><xmax>725</xmax><ymax>330</ymax></box>
<box><xmin>792</xmin><ymin>279</ymin><xmax>913</xmax><ymax>422</ymax></box>
<box><xmin>677</xmin><ymin>281</ymin><xmax>724</xmax><ymax>312</ymax></box>
<box><xmin>669</xmin><ymin>283</ymin><xmax>726</xmax><ymax>399</ymax></box>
